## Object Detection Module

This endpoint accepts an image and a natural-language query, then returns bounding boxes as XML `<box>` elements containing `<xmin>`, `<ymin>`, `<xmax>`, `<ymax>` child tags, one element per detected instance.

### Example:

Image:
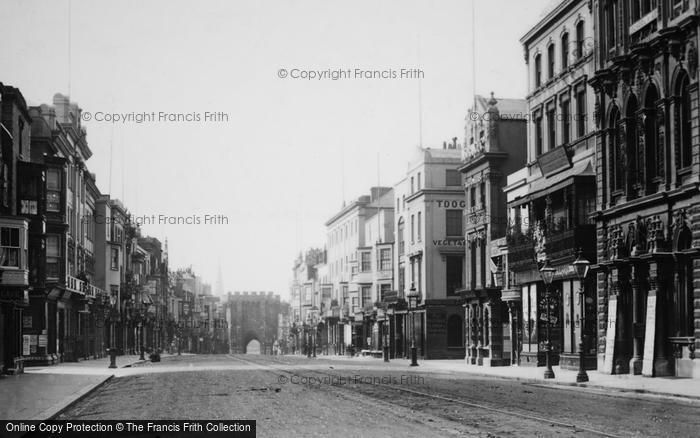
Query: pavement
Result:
<box><xmin>0</xmin><ymin>355</ymin><xmax>146</xmax><ymax>420</ymax></box>
<box><xmin>315</xmin><ymin>354</ymin><xmax>700</xmax><ymax>400</ymax></box>
<box><xmin>53</xmin><ymin>354</ymin><xmax>700</xmax><ymax>437</ymax></box>
<box><xmin>3</xmin><ymin>352</ymin><xmax>700</xmax><ymax>424</ymax></box>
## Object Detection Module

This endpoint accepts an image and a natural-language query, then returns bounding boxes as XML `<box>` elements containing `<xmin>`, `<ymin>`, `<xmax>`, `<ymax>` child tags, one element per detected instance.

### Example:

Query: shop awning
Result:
<box><xmin>509</xmin><ymin>159</ymin><xmax>595</xmax><ymax>208</ymax></box>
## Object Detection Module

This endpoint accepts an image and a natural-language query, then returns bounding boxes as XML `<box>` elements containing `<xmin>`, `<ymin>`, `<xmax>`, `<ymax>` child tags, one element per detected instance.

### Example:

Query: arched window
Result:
<box><xmin>576</xmin><ymin>20</ymin><xmax>585</xmax><ymax>59</ymax></box>
<box><xmin>609</xmin><ymin>107</ymin><xmax>622</xmax><ymax>192</ymax></box>
<box><xmin>561</xmin><ymin>33</ymin><xmax>569</xmax><ymax>69</ymax></box>
<box><xmin>447</xmin><ymin>314</ymin><xmax>463</xmax><ymax>347</ymax></box>
<box><xmin>677</xmin><ymin>72</ymin><xmax>693</xmax><ymax>169</ymax></box>
<box><xmin>535</xmin><ymin>54</ymin><xmax>542</xmax><ymax>87</ymax></box>
<box><xmin>644</xmin><ymin>85</ymin><xmax>659</xmax><ymax>192</ymax></box>
<box><xmin>605</xmin><ymin>2</ymin><xmax>616</xmax><ymax>51</ymax></box>
<box><xmin>547</xmin><ymin>43</ymin><xmax>555</xmax><ymax>79</ymax></box>
<box><xmin>626</xmin><ymin>95</ymin><xmax>638</xmax><ymax>197</ymax></box>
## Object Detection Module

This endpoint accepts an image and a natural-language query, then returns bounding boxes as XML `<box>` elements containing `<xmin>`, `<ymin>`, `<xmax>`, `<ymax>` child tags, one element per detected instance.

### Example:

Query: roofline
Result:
<box><xmin>519</xmin><ymin>0</ymin><xmax>580</xmax><ymax>45</ymax></box>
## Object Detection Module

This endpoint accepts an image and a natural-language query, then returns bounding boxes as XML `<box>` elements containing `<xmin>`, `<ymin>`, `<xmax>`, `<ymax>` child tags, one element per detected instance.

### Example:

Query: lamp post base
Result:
<box><xmin>410</xmin><ymin>346</ymin><xmax>418</xmax><ymax>367</ymax></box>
<box><xmin>108</xmin><ymin>349</ymin><xmax>117</xmax><ymax>369</ymax></box>
<box><xmin>543</xmin><ymin>367</ymin><xmax>555</xmax><ymax>379</ymax></box>
<box><xmin>383</xmin><ymin>345</ymin><xmax>390</xmax><ymax>363</ymax></box>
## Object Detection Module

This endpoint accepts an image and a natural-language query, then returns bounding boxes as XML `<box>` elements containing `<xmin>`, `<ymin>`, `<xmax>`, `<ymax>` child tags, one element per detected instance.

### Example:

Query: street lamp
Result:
<box><xmin>377</xmin><ymin>307</ymin><xmax>389</xmax><ymax>363</ymax></box>
<box><xmin>108</xmin><ymin>294</ymin><xmax>118</xmax><ymax>369</ymax></box>
<box><xmin>138</xmin><ymin>307</ymin><xmax>146</xmax><ymax>361</ymax></box>
<box><xmin>407</xmin><ymin>283</ymin><xmax>420</xmax><ymax>367</ymax></box>
<box><xmin>572</xmin><ymin>249</ymin><xmax>591</xmax><ymax>383</ymax></box>
<box><xmin>177</xmin><ymin>322</ymin><xmax>182</xmax><ymax>356</ymax></box>
<box><xmin>305</xmin><ymin>314</ymin><xmax>312</xmax><ymax>358</ymax></box>
<box><xmin>539</xmin><ymin>258</ymin><xmax>555</xmax><ymax>379</ymax></box>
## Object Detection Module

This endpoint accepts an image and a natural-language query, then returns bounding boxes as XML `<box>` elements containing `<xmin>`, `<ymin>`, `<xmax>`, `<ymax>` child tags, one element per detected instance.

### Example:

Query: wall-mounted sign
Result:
<box><xmin>436</xmin><ymin>200</ymin><xmax>466</xmax><ymax>209</ymax></box>
<box><xmin>537</xmin><ymin>146</ymin><xmax>572</xmax><ymax>176</ymax></box>
<box><xmin>432</xmin><ymin>239</ymin><xmax>465</xmax><ymax>247</ymax></box>
<box><xmin>23</xmin><ymin>335</ymin><xmax>31</xmax><ymax>356</ymax></box>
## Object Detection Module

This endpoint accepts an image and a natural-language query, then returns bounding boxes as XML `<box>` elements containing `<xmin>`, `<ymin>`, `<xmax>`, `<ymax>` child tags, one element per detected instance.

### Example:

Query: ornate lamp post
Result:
<box><xmin>539</xmin><ymin>259</ymin><xmax>556</xmax><ymax>379</ymax></box>
<box><xmin>572</xmin><ymin>250</ymin><xmax>591</xmax><ymax>383</ymax></box>
<box><xmin>310</xmin><ymin>306</ymin><xmax>318</xmax><ymax>358</ymax></box>
<box><xmin>108</xmin><ymin>294</ymin><xmax>118</xmax><ymax>369</ymax></box>
<box><xmin>177</xmin><ymin>322</ymin><xmax>182</xmax><ymax>356</ymax></box>
<box><xmin>407</xmin><ymin>284</ymin><xmax>419</xmax><ymax>367</ymax></box>
<box><xmin>377</xmin><ymin>306</ymin><xmax>389</xmax><ymax>363</ymax></box>
<box><xmin>138</xmin><ymin>302</ymin><xmax>146</xmax><ymax>361</ymax></box>
<box><xmin>305</xmin><ymin>315</ymin><xmax>312</xmax><ymax>358</ymax></box>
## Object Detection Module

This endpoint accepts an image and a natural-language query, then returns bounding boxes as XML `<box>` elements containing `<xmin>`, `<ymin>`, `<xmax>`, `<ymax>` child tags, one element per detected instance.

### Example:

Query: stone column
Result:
<box><xmin>629</xmin><ymin>264</ymin><xmax>643</xmax><ymax>375</ymax></box>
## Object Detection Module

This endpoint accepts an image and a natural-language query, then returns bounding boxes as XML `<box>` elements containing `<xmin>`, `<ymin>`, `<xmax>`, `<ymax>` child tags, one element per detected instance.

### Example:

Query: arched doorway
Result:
<box><xmin>245</xmin><ymin>339</ymin><xmax>261</xmax><ymax>354</ymax></box>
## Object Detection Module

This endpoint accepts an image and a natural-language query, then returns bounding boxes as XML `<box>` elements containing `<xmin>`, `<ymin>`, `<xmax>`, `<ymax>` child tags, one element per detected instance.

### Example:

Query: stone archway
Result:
<box><xmin>245</xmin><ymin>339</ymin><xmax>261</xmax><ymax>354</ymax></box>
<box><xmin>242</xmin><ymin>331</ymin><xmax>263</xmax><ymax>354</ymax></box>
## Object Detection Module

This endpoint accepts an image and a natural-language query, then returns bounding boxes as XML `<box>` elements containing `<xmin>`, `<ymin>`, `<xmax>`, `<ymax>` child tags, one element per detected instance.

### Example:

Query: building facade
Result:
<box><xmin>590</xmin><ymin>0</ymin><xmax>700</xmax><ymax>377</ymax></box>
<box><xmin>225</xmin><ymin>291</ymin><xmax>281</xmax><ymax>354</ymax></box>
<box><xmin>393</xmin><ymin>143</ymin><xmax>466</xmax><ymax>360</ymax></box>
<box><xmin>324</xmin><ymin>187</ymin><xmax>392</xmax><ymax>353</ymax></box>
<box><xmin>0</xmin><ymin>83</ymin><xmax>32</xmax><ymax>374</ymax></box>
<box><xmin>362</xmin><ymin>202</ymin><xmax>394</xmax><ymax>353</ymax></box>
<box><xmin>506</xmin><ymin>0</ymin><xmax>598</xmax><ymax>369</ymax></box>
<box><xmin>22</xmin><ymin>94</ymin><xmax>108</xmax><ymax>366</ymax></box>
<box><xmin>459</xmin><ymin>93</ymin><xmax>527</xmax><ymax>367</ymax></box>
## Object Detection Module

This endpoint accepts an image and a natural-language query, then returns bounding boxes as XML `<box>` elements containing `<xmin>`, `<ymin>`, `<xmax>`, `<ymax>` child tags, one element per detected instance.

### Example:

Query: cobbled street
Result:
<box><xmin>55</xmin><ymin>354</ymin><xmax>700</xmax><ymax>438</ymax></box>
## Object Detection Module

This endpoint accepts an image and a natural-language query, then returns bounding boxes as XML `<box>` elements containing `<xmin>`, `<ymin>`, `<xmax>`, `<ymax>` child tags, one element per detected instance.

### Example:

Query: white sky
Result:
<box><xmin>1</xmin><ymin>0</ymin><xmax>553</xmax><ymax>300</ymax></box>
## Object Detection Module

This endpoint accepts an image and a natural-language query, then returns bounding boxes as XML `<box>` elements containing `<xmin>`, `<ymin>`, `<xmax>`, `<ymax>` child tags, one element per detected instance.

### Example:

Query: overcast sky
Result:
<box><xmin>2</xmin><ymin>0</ymin><xmax>553</xmax><ymax>300</ymax></box>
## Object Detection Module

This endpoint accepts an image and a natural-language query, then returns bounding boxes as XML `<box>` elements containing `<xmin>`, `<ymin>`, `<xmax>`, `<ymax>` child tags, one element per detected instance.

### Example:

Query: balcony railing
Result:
<box><xmin>506</xmin><ymin>223</ymin><xmax>595</xmax><ymax>270</ymax></box>
<box><xmin>66</xmin><ymin>274</ymin><xmax>107</xmax><ymax>298</ymax></box>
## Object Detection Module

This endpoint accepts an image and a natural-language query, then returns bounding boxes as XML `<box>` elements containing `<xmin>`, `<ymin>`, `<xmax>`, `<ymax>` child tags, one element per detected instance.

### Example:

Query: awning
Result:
<box><xmin>509</xmin><ymin>159</ymin><xmax>595</xmax><ymax>208</ymax></box>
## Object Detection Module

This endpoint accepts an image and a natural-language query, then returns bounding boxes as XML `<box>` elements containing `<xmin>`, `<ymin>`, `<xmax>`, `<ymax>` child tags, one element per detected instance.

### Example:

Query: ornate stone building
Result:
<box><xmin>459</xmin><ymin>93</ymin><xmax>527</xmax><ymax>367</ymax></box>
<box><xmin>225</xmin><ymin>291</ymin><xmax>281</xmax><ymax>354</ymax></box>
<box><xmin>590</xmin><ymin>0</ymin><xmax>700</xmax><ymax>377</ymax></box>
